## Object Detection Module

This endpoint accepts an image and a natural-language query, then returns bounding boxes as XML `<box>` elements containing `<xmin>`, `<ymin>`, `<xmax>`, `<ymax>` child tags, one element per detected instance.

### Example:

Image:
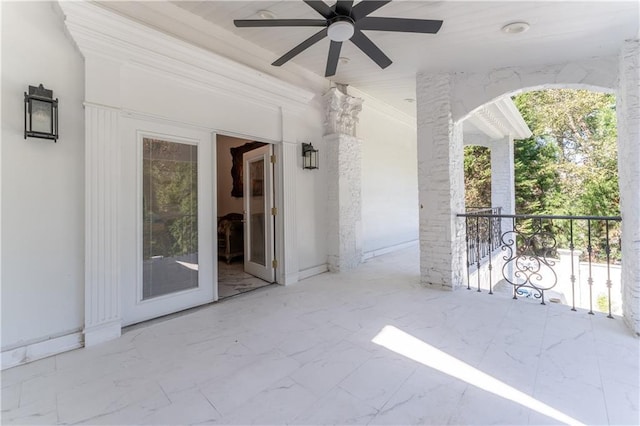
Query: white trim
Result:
<box><xmin>362</xmin><ymin>240</ymin><xmax>419</xmax><ymax>261</ymax></box>
<box><xmin>299</xmin><ymin>264</ymin><xmax>329</xmax><ymax>281</ymax></box>
<box><xmin>464</xmin><ymin>97</ymin><xmax>532</xmax><ymax>141</ymax></box>
<box><xmin>493</xmin><ymin>97</ymin><xmax>533</xmax><ymax>139</ymax></box>
<box><xmin>1</xmin><ymin>332</ymin><xmax>83</xmax><ymax>370</ymax></box>
<box><xmin>59</xmin><ymin>1</ymin><xmax>314</xmax><ymax>113</ymax></box>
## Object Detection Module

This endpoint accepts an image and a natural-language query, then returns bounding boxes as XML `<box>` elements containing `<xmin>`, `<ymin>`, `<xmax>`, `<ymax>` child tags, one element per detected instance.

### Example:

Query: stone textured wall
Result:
<box><xmin>324</xmin><ymin>88</ymin><xmax>364</xmax><ymax>272</ymax></box>
<box><xmin>617</xmin><ymin>40</ymin><xmax>640</xmax><ymax>335</ymax></box>
<box><xmin>416</xmin><ymin>73</ymin><xmax>466</xmax><ymax>289</ymax></box>
<box><xmin>325</xmin><ymin>133</ymin><xmax>363</xmax><ymax>272</ymax></box>
<box><xmin>451</xmin><ymin>57</ymin><xmax>618</xmax><ymax>122</ymax></box>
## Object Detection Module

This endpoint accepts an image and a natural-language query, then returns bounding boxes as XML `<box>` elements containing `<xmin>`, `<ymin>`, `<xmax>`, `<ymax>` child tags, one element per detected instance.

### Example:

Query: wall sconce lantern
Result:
<box><xmin>24</xmin><ymin>84</ymin><xmax>58</xmax><ymax>142</ymax></box>
<box><xmin>302</xmin><ymin>142</ymin><xmax>318</xmax><ymax>170</ymax></box>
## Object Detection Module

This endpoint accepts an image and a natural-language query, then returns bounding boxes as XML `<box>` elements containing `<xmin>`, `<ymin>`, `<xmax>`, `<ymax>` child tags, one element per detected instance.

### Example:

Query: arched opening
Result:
<box><xmin>461</xmin><ymin>88</ymin><xmax>621</xmax><ymax>315</ymax></box>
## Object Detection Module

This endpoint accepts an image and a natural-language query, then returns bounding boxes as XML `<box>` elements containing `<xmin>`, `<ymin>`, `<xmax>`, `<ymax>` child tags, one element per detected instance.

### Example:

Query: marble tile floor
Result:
<box><xmin>218</xmin><ymin>260</ymin><xmax>272</xmax><ymax>299</ymax></box>
<box><xmin>2</xmin><ymin>247</ymin><xmax>639</xmax><ymax>425</ymax></box>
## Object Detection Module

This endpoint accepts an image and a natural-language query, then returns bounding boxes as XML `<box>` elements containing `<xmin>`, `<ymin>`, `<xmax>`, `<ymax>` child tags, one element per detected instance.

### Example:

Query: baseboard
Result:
<box><xmin>299</xmin><ymin>264</ymin><xmax>329</xmax><ymax>280</ymax></box>
<box><xmin>362</xmin><ymin>240</ymin><xmax>418</xmax><ymax>261</ymax></box>
<box><xmin>84</xmin><ymin>320</ymin><xmax>122</xmax><ymax>347</ymax></box>
<box><xmin>1</xmin><ymin>331</ymin><xmax>84</xmax><ymax>370</ymax></box>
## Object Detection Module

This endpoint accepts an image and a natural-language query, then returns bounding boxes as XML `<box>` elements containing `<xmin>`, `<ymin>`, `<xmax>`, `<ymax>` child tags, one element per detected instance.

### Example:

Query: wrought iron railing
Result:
<box><xmin>464</xmin><ymin>207</ymin><xmax>502</xmax><ymax>284</ymax></box>
<box><xmin>457</xmin><ymin>212</ymin><xmax>622</xmax><ymax>318</ymax></box>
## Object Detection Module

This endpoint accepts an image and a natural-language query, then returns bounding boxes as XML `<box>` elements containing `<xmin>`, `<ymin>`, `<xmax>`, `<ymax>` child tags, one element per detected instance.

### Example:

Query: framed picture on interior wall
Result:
<box><xmin>230</xmin><ymin>141</ymin><xmax>266</xmax><ymax>197</ymax></box>
<box><xmin>252</xmin><ymin>179</ymin><xmax>264</xmax><ymax>197</ymax></box>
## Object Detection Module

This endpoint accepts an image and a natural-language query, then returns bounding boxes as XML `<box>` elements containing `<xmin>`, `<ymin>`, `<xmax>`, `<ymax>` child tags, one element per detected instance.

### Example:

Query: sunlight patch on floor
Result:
<box><xmin>372</xmin><ymin>325</ymin><xmax>585</xmax><ymax>426</ymax></box>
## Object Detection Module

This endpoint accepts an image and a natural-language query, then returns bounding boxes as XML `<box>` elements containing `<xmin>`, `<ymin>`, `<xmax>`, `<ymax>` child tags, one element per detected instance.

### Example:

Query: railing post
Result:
<box><xmin>488</xmin><ymin>216</ymin><xmax>493</xmax><ymax>295</ymax></box>
<box><xmin>465</xmin><ymin>217</ymin><xmax>471</xmax><ymax>290</ymax></box>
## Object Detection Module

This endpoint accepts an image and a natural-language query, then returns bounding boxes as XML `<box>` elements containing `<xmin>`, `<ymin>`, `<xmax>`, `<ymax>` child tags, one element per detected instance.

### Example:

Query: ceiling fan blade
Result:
<box><xmin>272</xmin><ymin>28</ymin><xmax>328</xmax><ymax>66</ymax></box>
<box><xmin>351</xmin><ymin>1</ymin><xmax>391</xmax><ymax>20</ymax></box>
<box><xmin>234</xmin><ymin>19</ymin><xmax>327</xmax><ymax>27</ymax></box>
<box><xmin>350</xmin><ymin>29</ymin><xmax>392</xmax><ymax>69</ymax></box>
<box><xmin>334</xmin><ymin>1</ymin><xmax>354</xmax><ymax>16</ymax></box>
<box><xmin>325</xmin><ymin>41</ymin><xmax>343</xmax><ymax>77</ymax></box>
<box><xmin>304</xmin><ymin>1</ymin><xmax>335</xmax><ymax>19</ymax></box>
<box><xmin>358</xmin><ymin>17</ymin><xmax>443</xmax><ymax>33</ymax></box>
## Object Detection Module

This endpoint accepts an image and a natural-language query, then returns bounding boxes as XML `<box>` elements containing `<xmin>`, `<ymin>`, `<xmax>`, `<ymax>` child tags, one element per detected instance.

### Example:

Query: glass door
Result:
<box><xmin>243</xmin><ymin>144</ymin><xmax>275</xmax><ymax>282</ymax></box>
<box><xmin>123</xmin><ymin>127</ymin><xmax>214</xmax><ymax>326</ymax></box>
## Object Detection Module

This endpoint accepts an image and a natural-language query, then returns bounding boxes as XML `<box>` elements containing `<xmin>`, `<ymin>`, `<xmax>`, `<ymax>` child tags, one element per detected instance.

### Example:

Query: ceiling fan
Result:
<box><xmin>234</xmin><ymin>0</ymin><xmax>443</xmax><ymax>77</ymax></box>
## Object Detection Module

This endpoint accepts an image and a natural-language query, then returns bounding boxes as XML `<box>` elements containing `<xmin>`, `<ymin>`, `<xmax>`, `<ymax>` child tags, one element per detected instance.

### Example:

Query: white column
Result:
<box><xmin>323</xmin><ymin>87</ymin><xmax>364</xmax><ymax>272</ymax></box>
<box><xmin>490</xmin><ymin>136</ymin><xmax>515</xmax><ymax>217</ymax></box>
<box><xmin>416</xmin><ymin>73</ymin><xmax>466</xmax><ymax>289</ymax></box>
<box><xmin>84</xmin><ymin>103</ymin><xmax>122</xmax><ymax>345</ymax></box>
<box><xmin>618</xmin><ymin>39</ymin><xmax>640</xmax><ymax>335</ymax></box>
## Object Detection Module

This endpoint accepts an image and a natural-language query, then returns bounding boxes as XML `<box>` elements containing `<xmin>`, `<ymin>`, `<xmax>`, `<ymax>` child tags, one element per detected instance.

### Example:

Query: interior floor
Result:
<box><xmin>218</xmin><ymin>258</ymin><xmax>272</xmax><ymax>299</ymax></box>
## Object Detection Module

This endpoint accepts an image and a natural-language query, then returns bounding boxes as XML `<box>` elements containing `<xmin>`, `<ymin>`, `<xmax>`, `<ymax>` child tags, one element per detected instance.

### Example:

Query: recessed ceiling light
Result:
<box><xmin>338</xmin><ymin>56</ymin><xmax>350</xmax><ymax>64</ymax></box>
<box><xmin>257</xmin><ymin>10</ymin><xmax>276</xmax><ymax>20</ymax></box>
<box><xmin>404</xmin><ymin>98</ymin><xmax>416</xmax><ymax>103</ymax></box>
<box><xmin>501</xmin><ymin>21</ymin><xmax>530</xmax><ymax>34</ymax></box>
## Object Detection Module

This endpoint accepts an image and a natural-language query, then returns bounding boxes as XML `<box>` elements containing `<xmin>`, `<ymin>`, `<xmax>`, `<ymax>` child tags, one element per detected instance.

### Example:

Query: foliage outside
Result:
<box><xmin>464</xmin><ymin>89</ymin><xmax>620</xmax><ymax>261</ymax></box>
<box><xmin>143</xmin><ymin>140</ymin><xmax>198</xmax><ymax>260</ymax></box>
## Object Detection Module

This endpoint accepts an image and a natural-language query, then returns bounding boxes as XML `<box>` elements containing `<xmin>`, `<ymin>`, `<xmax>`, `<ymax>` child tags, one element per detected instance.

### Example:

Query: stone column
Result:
<box><xmin>323</xmin><ymin>87</ymin><xmax>364</xmax><ymax>272</ymax></box>
<box><xmin>416</xmin><ymin>73</ymin><xmax>466</xmax><ymax>289</ymax></box>
<box><xmin>617</xmin><ymin>39</ymin><xmax>640</xmax><ymax>335</ymax></box>
<box><xmin>490</xmin><ymin>136</ymin><xmax>515</xmax><ymax>218</ymax></box>
<box><xmin>488</xmin><ymin>136</ymin><xmax>515</xmax><ymax>284</ymax></box>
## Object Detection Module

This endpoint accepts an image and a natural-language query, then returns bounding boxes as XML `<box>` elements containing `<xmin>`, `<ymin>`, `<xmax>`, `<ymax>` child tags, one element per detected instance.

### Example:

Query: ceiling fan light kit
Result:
<box><xmin>328</xmin><ymin>20</ymin><xmax>355</xmax><ymax>41</ymax></box>
<box><xmin>234</xmin><ymin>0</ymin><xmax>443</xmax><ymax>77</ymax></box>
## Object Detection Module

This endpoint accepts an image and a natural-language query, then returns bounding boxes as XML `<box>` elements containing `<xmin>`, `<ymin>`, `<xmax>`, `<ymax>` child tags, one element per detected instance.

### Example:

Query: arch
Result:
<box><xmin>452</xmin><ymin>56</ymin><xmax>618</xmax><ymax>123</ymax></box>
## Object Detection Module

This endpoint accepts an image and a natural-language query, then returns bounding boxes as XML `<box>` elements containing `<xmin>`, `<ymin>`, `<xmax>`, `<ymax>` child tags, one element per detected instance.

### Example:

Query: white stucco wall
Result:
<box><xmin>293</xmin><ymin>101</ymin><xmax>327</xmax><ymax>275</ymax></box>
<box><xmin>359</xmin><ymin>103</ymin><xmax>419</xmax><ymax>254</ymax></box>
<box><xmin>1</xmin><ymin>2</ymin><xmax>85</xmax><ymax>350</ymax></box>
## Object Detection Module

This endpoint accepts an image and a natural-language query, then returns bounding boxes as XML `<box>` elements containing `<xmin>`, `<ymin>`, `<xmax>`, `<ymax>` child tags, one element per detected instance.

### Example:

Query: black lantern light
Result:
<box><xmin>24</xmin><ymin>84</ymin><xmax>58</xmax><ymax>142</ymax></box>
<box><xmin>302</xmin><ymin>142</ymin><xmax>318</xmax><ymax>170</ymax></box>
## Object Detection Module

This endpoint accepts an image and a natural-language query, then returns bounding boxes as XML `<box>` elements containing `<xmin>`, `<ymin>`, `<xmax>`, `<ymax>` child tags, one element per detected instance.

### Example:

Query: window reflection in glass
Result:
<box><xmin>142</xmin><ymin>138</ymin><xmax>198</xmax><ymax>299</ymax></box>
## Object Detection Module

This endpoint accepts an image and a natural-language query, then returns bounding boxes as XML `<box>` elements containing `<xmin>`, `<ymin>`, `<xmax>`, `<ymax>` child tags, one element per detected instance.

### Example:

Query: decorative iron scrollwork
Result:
<box><xmin>501</xmin><ymin>219</ymin><xmax>557</xmax><ymax>304</ymax></box>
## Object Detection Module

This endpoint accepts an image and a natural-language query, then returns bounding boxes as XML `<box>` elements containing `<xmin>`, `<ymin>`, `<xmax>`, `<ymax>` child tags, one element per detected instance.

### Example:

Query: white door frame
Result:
<box><xmin>215</xmin><ymin>134</ymin><xmax>285</xmax><ymax>285</ymax></box>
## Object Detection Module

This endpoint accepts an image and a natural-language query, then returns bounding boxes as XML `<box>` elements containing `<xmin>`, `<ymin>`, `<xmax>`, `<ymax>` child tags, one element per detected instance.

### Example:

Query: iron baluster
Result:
<box><xmin>606</xmin><ymin>220</ymin><xmax>613</xmax><ymax>319</ymax></box>
<box><xmin>587</xmin><ymin>219</ymin><xmax>594</xmax><ymax>315</ymax></box>
<box><xmin>570</xmin><ymin>219</ymin><xmax>576</xmax><ymax>311</ymax></box>
<box><xmin>476</xmin><ymin>216</ymin><xmax>481</xmax><ymax>292</ymax></box>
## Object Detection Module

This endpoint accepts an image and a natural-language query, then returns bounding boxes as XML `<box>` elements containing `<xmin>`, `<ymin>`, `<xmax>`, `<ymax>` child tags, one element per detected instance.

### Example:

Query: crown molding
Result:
<box><xmin>59</xmin><ymin>1</ymin><xmax>315</xmax><ymax>113</ymax></box>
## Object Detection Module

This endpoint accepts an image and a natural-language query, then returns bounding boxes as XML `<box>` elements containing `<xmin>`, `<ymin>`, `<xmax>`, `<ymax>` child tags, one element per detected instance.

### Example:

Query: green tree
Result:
<box><xmin>464</xmin><ymin>145</ymin><xmax>491</xmax><ymax>208</ymax></box>
<box><xmin>512</xmin><ymin>89</ymin><xmax>619</xmax><ymax>260</ymax></box>
<box><xmin>512</xmin><ymin>89</ymin><xmax>618</xmax><ymax>217</ymax></box>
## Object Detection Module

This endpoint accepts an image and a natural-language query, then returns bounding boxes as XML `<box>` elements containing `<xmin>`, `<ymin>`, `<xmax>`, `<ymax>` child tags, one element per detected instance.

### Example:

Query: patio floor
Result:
<box><xmin>1</xmin><ymin>247</ymin><xmax>638</xmax><ymax>425</ymax></box>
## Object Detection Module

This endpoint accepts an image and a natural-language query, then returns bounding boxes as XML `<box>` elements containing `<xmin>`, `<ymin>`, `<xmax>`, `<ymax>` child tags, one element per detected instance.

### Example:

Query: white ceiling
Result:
<box><xmin>96</xmin><ymin>1</ymin><xmax>639</xmax><ymax>117</ymax></box>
